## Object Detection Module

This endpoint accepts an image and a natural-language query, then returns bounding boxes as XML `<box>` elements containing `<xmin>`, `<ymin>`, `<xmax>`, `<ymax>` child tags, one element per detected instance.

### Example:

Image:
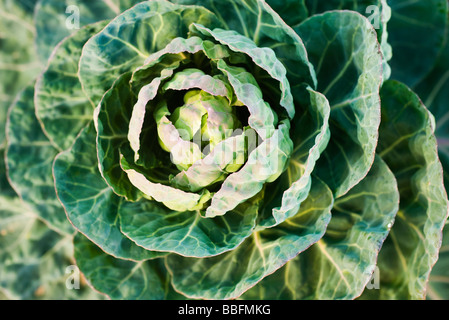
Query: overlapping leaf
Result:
<box><xmin>242</xmin><ymin>156</ymin><xmax>399</xmax><ymax>299</ymax></box>
<box><xmin>6</xmin><ymin>85</ymin><xmax>72</xmax><ymax>234</ymax></box>
<box><xmin>359</xmin><ymin>80</ymin><xmax>448</xmax><ymax>300</ymax></box>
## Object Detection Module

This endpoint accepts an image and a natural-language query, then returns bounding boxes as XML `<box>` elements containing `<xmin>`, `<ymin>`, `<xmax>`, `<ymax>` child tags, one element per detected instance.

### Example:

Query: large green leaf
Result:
<box><xmin>6</xmin><ymin>85</ymin><xmax>72</xmax><ymax>234</ymax></box>
<box><xmin>74</xmin><ymin>233</ymin><xmax>176</xmax><ymax>300</ymax></box>
<box><xmin>118</xmin><ymin>194</ymin><xmax>259</xmax><ymax>258</ymax></box>
<box><xmin>242</xmin><ymin>156</ymin><xmax>399</xmax><ymax>300</ymax></box>
<box><xmin>427</xmin><ymin>223</ymin><xmax>449</xmax><ymax>300</ymax></box>
<box><xmin>360</xmin><ymin>80</ymin><xmax>449</xmax><ymax>300</ymax></box>
<box><xmin>303</xmin><ymin>0</ymin><xmax>392</xmax><ymax>80</ymax></box>
<box><xmin>387</xmin><ymin>0</ymin><xmax>448</xmax><ymax>88</ymax></box>
<box><xmin>53</xmin><ymin>123</ymin><xmax>163</xmax><ymax>262</ymax></box>
<box><xmin>35</xmin><ymin>21</ymin><xmax>108</xmax><ymax>152</ymax></box>
<box><xmin>79</xmin><ymin>0</ymin><xmax>220</xmax><ymax>106</ymax></box>
<box><xmin>166</xmin><ymin>177</ymin><xmax>333</xmax><ymax>300</ymax></box>
<box><xmin>0</xmin><ymin>0</ymin><xmax>41</xmax><ymax>146</ymax></box>
<box><xmin>0</xmin><ymin>196</ymin><xmax>101</xmax><ymax>300</ymax></box>
<box><xmin>34</xmin><ymin>0</ymin><xmax>143</xmax><ymax>62</ymax></box>
<box><xmin>295</xmin><ymin>11</ymin><xmax>383</xmax><ymax>197</ymax></box>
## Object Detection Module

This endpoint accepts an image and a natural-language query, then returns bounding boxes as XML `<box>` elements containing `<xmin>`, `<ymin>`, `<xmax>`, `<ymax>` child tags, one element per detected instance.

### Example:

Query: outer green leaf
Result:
<box><xmin>427</xmin><ymin>223</ymin><xmax>449</xmax><ymax>300</ymax></box>
<box><xmin>413</xmin><ymin>29</ymin><xmax>449</xmax><ymax>191</ymax></box>
<box><xmin>360</xmin><ymin>80</ymin><xmax>449</xmax><ymax>300</ymax></box>
<box><xmin>120</xmin><ymin>153</ymin><xmax>210</xmax><ymax>212</ymax></box>
<box><xmin>0</xmin><ymin>0</ymin><xmax>41</xmax><ymax>145</ymax></box>
<box><xmin>119</xmin><ymin>194</ymin><xmax>259</xmax><ymax>258</ymax></box>
<box><xmin>35</xmin><ymin>21</ymin><xmax>108</xmax><ymax>152</ymax></box>
<box><xmin>243</xmin><ymin>156</ymin><xmax>399</xmax><ymax>300</ymax></box>
<box><xmin>387</xmin><ymin>0</ymin><xmax>448</xmax><ymax>88</ymax></box>
<box><xmin>304</xmin><ymin>0</ymin><xmax>392</xmax><ymax>80</ymax></box>
<box><xmin>6</xmin><ymin>85</ymin><xmax>72</xmax><ymax>234</ymax></box>
<box><xmin>166</xmin><ymin>177</ymin><xmax>333</xmax><ymax>300</ymax></box>
<box><xmin>0</xmin><ymin>146</ymin><xmax>16</xmax><ymax>199</ymax></box>
<box><xmin>0</xmin><ymin>196</ymin><xmax>102</xmax><ymax>300</ymax></box>
<box><xmin>53</xmin><ymin>123</ymin><xmax>163</xmax><ymax>262</ymax></box>
<box><xmin>74</xmin><ymin>233</ymin><xmax>173</xmax><ymax>300</ymax></box>
<box><xmin>265</xmin><ymin>0</ymin><xmax>308</xmax><ymax>27</ymax></box>
<box><xmin>34</xmin><ymin>0</ymin><xmax>143</xmax><ymax>62</ymax></box>
<box><xmin>295</xmin><ymin>11</ymin><xmax>383</xmax><ymax>197</ymax></box>
<box><xmin>79</xmin><ymin>0</ymin><xmax>219</xmax><ymax>106</ymax></box>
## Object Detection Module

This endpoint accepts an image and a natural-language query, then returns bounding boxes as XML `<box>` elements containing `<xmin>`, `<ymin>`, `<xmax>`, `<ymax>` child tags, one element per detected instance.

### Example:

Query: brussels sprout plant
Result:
<box><xmin>1</xmin><ymin>0</ymin><xmax>449</xmax><ymax>300</ymax></box>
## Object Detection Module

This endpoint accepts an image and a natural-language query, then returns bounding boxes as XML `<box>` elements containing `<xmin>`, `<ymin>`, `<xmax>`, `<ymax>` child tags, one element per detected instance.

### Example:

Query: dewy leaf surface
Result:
<box><xmin>6</xmin><ymin>85</ymin><xmax>72</xmax><ymax>234</ymax></box>
<box><xmin>360</xmin><ymin>80</ymin><xmax>449</xmax><ymax>300</ymax></box>
<box><xmin>295</xmin><ymin>11</ymin><xmax>383</xmax><ymax>197</ymax></box>
<box><xmin>243</xmin><ymin>156</ymin><xmax>399</xmax><ymax>300</ymax></box>
<box><xmin>166</xmin><ymin>177</ymin><xmax>333</xmax><ymax>300</ymax></box>
<box><xmin>35</xmin><ymin>21</ymin><xmax>108</xmax><ymax>152</ymax></box>
<box><xmin>53</xmin><ymin>123</ymin><xmax>163</xmax><ymax>262</ymax></box>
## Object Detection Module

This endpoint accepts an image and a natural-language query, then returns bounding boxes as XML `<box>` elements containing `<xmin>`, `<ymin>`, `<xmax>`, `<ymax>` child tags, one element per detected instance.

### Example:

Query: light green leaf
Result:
<box><xmin>35</xmin><ymin>21</ymin><xmax>107</xmax><ymax>152</ymax></box>
<box><xmin>53</xmin><ymin>123</ymin><xmax>163</xmax><ymax>262</ymax></box>
<box><xmin>79</xmin><ymin>0</ymin><xmax>219</xmax><ymax>106</ymax></box>
<box><xmin>360</xmin><ymin>80</ymin><xmax>449</xmax><ymax>300</ymax></box>
<box><xmin>6</xmin><ymin>85</ymin><xmax>72</xmax><ymax>234</ymax></box>
<box><xmin>172</xmin><ymin>133</ymin><xmax>247</xmax><ymax>192</ymax></box>
<box><xmin>243</xmin><ymin>156</ymin><xmax>399</xmax><ymax>300</ymax></box>
<box><xmin>205</xmin><ymin>120</ymin><xmax>293</xmax><ymax>218</ymax></box>
<box><xmin>166</xmin><ymin>177</ymin><xmax>333</xmax><ymax>300</ymax></box>
<box><xmin>257</xmin><ymin>86</ymin><xmax>330</xmax><ymax>228</ymax></box>
<box><xmin>0</xmin><ymin>146</ymin><xmax>16</xmax><ymax>199</ymax></box>
<box><xmin>120</xmin><ymin>153</ymin><xmax>210</xmax><ymax>212</ymax></box>
<box><xmin>0</xmin><ymin>196</ymin><xmax>102</xmax><ymax>300</ymax></box>
<box><xmin>162</xmin><ymin>68</ymin><xmax>233</xmax><ymax>101</ymax></box>
<box><xmin>192</xmin><ymin>23</ymin><xmax>295</xmax><ymax>119</ymax></box>
<box><xmin>215</xmin><ymin>60</ymin><xmax>277</xmax><ymax>141</ymax></box>
<box><xmin>74</xmin><ymin>233</ymin><xmax>174</xmax><ymax>300</ymax></box>
<box><xmin>118</xmin><ymin>193</ymin><xmax>259</xmax><ymax>258</ymax></box>
<box><xmin>295</xmin><ymin>11</ymin><xmax>383</xmax><ymax>197</ymax></box>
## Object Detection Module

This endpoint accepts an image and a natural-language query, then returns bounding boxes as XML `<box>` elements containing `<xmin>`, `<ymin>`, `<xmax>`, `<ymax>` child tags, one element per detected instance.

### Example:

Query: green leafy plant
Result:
<box><xmin>1</xmin><ymin>0</ymin><xmax>449</xmax><ymax>300</ymax></box>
